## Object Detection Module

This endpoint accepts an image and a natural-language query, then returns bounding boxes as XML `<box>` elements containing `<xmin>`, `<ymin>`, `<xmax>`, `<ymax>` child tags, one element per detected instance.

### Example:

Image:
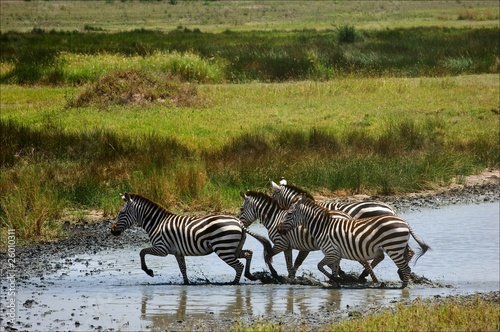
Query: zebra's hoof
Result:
<box><xmin>245</xmin><ymin>273</ymin><xmax>257</xmax><ymax>281</ymax></box>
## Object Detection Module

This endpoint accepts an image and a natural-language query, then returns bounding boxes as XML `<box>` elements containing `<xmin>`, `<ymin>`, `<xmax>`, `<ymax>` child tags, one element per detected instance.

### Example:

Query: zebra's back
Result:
<box><xmin>320</xmin><ymin>201</ymin><xmax>396</xmax><ymax>219</ymax></box>
<box><xmin>270</xmin><ymin>181</ymin><xmax>396</xmax><ymax>219</ymax></box>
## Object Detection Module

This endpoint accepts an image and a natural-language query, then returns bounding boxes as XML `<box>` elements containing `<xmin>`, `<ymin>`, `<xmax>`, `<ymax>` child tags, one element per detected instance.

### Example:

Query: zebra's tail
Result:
<box><xmin>243</xmin><ymin>226</ymin><xmax>274</xmax><ymax>265</ymax></box>
<box><xmin>408</xmin><ymin>224</ymin><xmax>431</xmax><ymax>264</ymax></box>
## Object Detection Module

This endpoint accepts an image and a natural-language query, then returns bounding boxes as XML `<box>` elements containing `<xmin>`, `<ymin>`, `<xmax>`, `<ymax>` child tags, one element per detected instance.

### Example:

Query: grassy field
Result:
<box><xmin>1</xmin><ymin>0</ymin><xmax>498</xmax><ymax>33</ymax></box>
<box><xmin>0</xmin><ymin>1</ymin><xmax>499</xmax><ymax>241</ymax></box>
<box><xmin>1</xmin><ymin>74</ymin><xmax>498</xmax><ymax>241</ymax></box>
<box><xmin>235</xmin><ymin>294</ymin><xmax>499</xmax><ymax>331</ymax></box>
<box><xmin>0</xmin><ymin>3</ymin><xmax>498</xmax><ymax>331</ymax></box>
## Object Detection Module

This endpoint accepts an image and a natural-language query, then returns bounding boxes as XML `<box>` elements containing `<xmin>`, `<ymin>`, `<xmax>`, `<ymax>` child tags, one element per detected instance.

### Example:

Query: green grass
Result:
<box><xmin>1</xmin><ymin>1</ymin><xmax>498</xmax><ymax>33</ymax></box>
<box><xmin>0</xmin><ymin>1</ymin><xmax>499</xmax><ymax>242</ymax></box>
<box><xmin>332</xmin><ymin>294</ymin><xmax>499</xmax><ymax>332</ymax></box>
<box><xmin>234</xmin><ymin>294</ymin><xmax>499</xmax><ymax>331</ymax></box>
<box><xmin>1</xmin><ymin>74</ymin><xmax>498</xmax><ymax>241</ymax></box>
<box><xmin>1</xmin><ymin>27</ymin><xmax>498</xmax><ymax>83</ymax></box>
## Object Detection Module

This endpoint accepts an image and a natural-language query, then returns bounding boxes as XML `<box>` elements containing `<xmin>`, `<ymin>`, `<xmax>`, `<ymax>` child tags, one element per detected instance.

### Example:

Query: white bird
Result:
<box><xmin>279</xmin><ymin>177</ymin><xmax>287</xmax><ymax>186</ymax></box>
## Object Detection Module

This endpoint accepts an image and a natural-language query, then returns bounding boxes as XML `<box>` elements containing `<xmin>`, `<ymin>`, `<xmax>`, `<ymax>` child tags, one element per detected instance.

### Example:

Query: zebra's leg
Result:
<box><xmin>359</xmin><ymin>250</ymin><xmax>384</xmax><ymax>282</ymax></box>
<box><xmin>290</xmin><ymin>250</ymin><xmax>310</xmax><ymax>279</ymax></box>
<box><xmin>358</xmin><ymin>260</ymin><xmax>378</xmax><ymax>283</ymax></box>
<box><xmin>386</xmin><ymin>249</ymin><xmax>412</xmax><ymax>288</ymax></box>
<box><xmin>317</xmin><ymin>254</ymin><xmax>343</xmax><ymax>283</ymax></box>
<box><xmin>139</xmin><ymin>246</ymin><xmax>167</xmax><ymax>278</ymax></box>
<box><xmin>212</xmin><ymin>247</ymin><xmax>245</xmax><ymax>284</ymax></box>
<box><xmin>284</xmin><ymin>249</ymin><xmax>295</xmax><ymax>279</ymax></box>
<box><xmin>397</xmin><ymin>245</ymin><xmax>416</xmax><ymax>280</ymax></box>
<box><xmin>405</xmin><ymin>245</ymin><xmax>415</xmax><ymax>262</ymax></box>
<box><xmin>265</xmin><ymin>243</ymin><xmax>289</xmax><ymax>282</ymax></box>
<box><xmin>238</xmin><ymin>249</ymin><xmax>258</xmax><ymax>281</ymax></box>
<box><xmin>174</xmin><ymin>255</ymin><xmax>190</xmax><ymax>285</ymax></box>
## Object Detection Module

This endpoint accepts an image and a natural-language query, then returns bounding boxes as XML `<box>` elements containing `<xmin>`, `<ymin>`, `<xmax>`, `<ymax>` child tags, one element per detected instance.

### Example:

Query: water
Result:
<box><xmin>5</xmin><ymin>202</ymin><xmax>499</xmax><ymax>331</ymax></box>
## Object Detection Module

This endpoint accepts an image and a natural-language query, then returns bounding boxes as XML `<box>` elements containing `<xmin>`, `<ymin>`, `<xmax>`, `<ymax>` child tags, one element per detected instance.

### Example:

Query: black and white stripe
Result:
<box><xmin>110</xmin><ymin>193</ymin><xmax>273</xmax><ymax>284</ymax></box>
<box><xmin>238</xmin><ymin>191</ymin><xmax>377</xmax><ymax>281</ymax></box>
<box><xmin>271</xmin><ymin>180</ymin><xmax>396</xmax><ymax>219</ymax></box>
<box><xmin>278</xmin><ymin>196</ymin><xmax>430</xmax><ymax>288</ymax></box>
<box><xmin>271</xmin><ymin>180</ymin><xmax>412</xmax><ymax>280</ymax></box>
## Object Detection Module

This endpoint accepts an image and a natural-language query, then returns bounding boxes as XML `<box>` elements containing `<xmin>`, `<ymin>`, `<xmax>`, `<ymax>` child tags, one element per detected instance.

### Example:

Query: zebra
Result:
<box><xmin>238</xmin><ymin>190</ymin><xmax>378</xmax><ymax>282</ymax></box>
<box><xmin>110</xmin><ymin>193</ymin><xmax>273</xmax><ymax>285</ymax></box>
<box><xmin>278</xmin><ymin>196</ymin><xmax>430</xmax><ymax>288</ymax></box>
<box><xmin>270</xmin><ymin>180</ymin><xmax>396</xmax><ymax>219</ymax></box>
<box><xmin>270</xmin><ymin>180</ymin><xmax>415</xmax><ymax>281</ymax></box>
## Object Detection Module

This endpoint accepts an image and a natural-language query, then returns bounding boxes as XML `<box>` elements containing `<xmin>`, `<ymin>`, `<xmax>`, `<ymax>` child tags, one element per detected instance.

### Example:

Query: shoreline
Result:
<box><xmin>1</xmin><ymin>171</ymin><xmax>498</xmax><ymax>331</ymax></box>
<box><xmin>3</xmin><ymin>170</ymin><xmax>499</xmax><ymax>280</ymax></box>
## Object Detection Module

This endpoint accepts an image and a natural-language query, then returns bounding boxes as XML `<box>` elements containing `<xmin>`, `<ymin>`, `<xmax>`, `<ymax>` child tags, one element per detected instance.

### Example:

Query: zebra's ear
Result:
<box><xmin>122</xmin><ymin>192</ymin><xmax>131</xmax><ymax>202</ymax></box>
<box><xmin>290</xmin><ymin>194</ymin><xmax>306</xmax><ymax>205</ymax></box>
<box><xmin>239</xmin><ymin>191</ymin><xmax>246</xmax><ymax>199</ymax></box>
<box><xmin>271</xmin><ymin>181</ymin><xmax>280</xmax><ymax>191</ymax></box>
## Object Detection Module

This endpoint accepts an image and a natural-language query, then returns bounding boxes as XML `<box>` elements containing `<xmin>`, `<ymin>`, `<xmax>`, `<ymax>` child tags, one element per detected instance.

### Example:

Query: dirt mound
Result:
<box><xmin>68</xmin><ymin>69</ymin><xmax>208</xmax><ymax>109</ymax></box>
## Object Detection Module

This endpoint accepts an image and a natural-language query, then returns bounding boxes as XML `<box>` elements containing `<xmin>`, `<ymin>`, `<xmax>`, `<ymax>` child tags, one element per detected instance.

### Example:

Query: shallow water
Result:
<box><xmin>5</xmin><ymin>202</ymin><xmax>499</xmax><ymax>331</ymax></box>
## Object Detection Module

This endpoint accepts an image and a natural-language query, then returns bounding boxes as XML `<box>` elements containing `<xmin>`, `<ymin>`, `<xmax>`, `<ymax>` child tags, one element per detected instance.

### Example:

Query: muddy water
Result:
<box><xmin>6</xmin><ymin>202</ymin><xmax>500</xmax><ymax>331</ymax></box>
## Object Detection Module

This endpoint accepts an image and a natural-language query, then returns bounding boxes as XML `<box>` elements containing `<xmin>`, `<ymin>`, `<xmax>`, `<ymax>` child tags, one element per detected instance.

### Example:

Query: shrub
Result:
<box><xmin>337</xmin><ymin>25</ymin><xmax>359</xmax><ymax>44</ymax></box>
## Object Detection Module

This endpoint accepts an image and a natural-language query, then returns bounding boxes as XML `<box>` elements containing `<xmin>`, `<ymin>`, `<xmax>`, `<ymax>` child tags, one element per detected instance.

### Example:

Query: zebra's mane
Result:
<box><xmin>283</xmin><ymin>184</ymin><xmax>315</xmax><ymax>200</ymax></box>
<box><xmin>128</xmin><ymin>193</ymin><xmax>172</xmax><ymax>214</ymax></box>
<box><xmin>245</xmin><ymin>190</ymin><xmax>285</xmax><ymax>209</ymax></box>
<box><xmin>299</xmin><ymin>196</ymin><xmax>333</xmax><ymax>218</ymax></box>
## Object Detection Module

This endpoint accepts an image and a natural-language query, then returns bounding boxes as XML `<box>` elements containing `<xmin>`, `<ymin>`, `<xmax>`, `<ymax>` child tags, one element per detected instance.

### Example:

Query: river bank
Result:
<box><xmin>1</xmin><ymin>170</ymin><xmax>498</xmax><ymax>331</ymax></box>
<box><xmin>5</xmin><ymin>170</ymin><xmax>499</xmax><ymax>279</ymax></box>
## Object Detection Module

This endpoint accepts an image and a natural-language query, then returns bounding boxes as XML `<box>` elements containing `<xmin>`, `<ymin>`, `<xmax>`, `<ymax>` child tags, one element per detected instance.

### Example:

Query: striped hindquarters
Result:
<box><xmin>325</xmin><ymin>215</ymin><xmax>410</xmax><ymax>262</ymax></box>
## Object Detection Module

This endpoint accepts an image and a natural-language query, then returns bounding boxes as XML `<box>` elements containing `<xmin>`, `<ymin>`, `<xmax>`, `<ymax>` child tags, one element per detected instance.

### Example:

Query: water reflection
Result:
<box><xmin>140</xmin><ymin>285</ymin><xmax>258</xmax><ymax>328</ymax></box>
<box><xmin>138</xmin><ymin>282</ymin><xmax>414</xmax><ymax>329</ymax></box>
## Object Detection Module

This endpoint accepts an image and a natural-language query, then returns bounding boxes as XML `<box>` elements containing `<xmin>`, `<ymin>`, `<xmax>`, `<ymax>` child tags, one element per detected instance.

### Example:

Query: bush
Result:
<box><xmin>337</xmin><ymin>25</ymin><xmax>359</xmax><ymax>44</ymax></box>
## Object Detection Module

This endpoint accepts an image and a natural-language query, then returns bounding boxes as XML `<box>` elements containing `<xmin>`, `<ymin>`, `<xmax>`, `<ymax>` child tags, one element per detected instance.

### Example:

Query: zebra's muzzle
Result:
<box><xmin>111</xmin><ymin>223</ymin><xmax>122</xmax><ymax>236</ymax></box>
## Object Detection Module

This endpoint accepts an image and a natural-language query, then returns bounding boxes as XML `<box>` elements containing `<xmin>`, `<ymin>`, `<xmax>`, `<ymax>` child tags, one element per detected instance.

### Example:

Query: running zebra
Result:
<box><xmin>110</xmin><ymin>193</ymin><xmax>273</xmax><ymax>284</ymax></box>
<box><xmin>271</xmin><ymin>180</ymin><xmax>396</xmax><ymax>219</ymax></box>
<box><xmin>271</xmin><ymin>180</ymin><xmax>414</xmax><ymax>281</ymax></box>
<box><xmin>278</xmin><ymin>196</ymin><xmax>430</xmax><ymax>288</ymax></box>
<box><xmin>238</xmin><ymin>191</ymin><xmax>378</xmax><ymax>282</ymax></box>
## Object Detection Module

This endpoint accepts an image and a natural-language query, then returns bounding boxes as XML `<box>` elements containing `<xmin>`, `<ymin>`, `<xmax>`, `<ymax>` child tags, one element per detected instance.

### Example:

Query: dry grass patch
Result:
<box><xmin>68</xmin><ymin>69</ymin><xmax>209</xmax><ymax>109</ymax></box>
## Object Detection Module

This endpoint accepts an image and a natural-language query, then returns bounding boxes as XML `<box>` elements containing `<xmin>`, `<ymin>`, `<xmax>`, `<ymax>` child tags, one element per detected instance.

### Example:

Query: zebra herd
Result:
<box><xmin>110</xmin><ymin>179</ymin><xmax>430</xmax><ymax>288</ymax></box>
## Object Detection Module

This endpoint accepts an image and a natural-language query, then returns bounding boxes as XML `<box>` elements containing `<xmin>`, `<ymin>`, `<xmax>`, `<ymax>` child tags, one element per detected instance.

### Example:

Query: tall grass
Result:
<box><xmin>1</xmin><ymin>109</ymin><xmax>497</xmax><ymax>240</ymax></box>
<box><xmin>0</xmin><ymin>164</ymin><xmax>64</xmax><ymax>241</ymax></box>
<box><xmin>62</xmin><ymin>51</ymin><xmax>224</xmax><ymax>85</ymax></box>
<box><xmin>1</xmin><ymin>27</ymin><xmax>498</xmax><ymax>84</ymax></box>
<box><xmin>331</xmin><ymin>294</ymin><xmax>499</xmax><ymax>332</ymax></box>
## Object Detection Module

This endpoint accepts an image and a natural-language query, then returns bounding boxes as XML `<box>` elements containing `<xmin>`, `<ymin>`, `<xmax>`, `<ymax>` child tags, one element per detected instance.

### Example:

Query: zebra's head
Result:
<box><xmin>111</xmin><ymin>193</ymin><xmax>138</xmax><ymax>236</ymax></box>
<box><xmin>270</xmin><ymin>180</ymin><xmax>314</xmax><ymax>209</ymax></box>
<box><xmin>278</xmin><ymin>194</ymin><xmax>306</xmax><ymax>235</ymax></box>
<box><xmin>238</xmin><ymin>191</ymin><xmax>260</xmax><ymax>227</ymax></box>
